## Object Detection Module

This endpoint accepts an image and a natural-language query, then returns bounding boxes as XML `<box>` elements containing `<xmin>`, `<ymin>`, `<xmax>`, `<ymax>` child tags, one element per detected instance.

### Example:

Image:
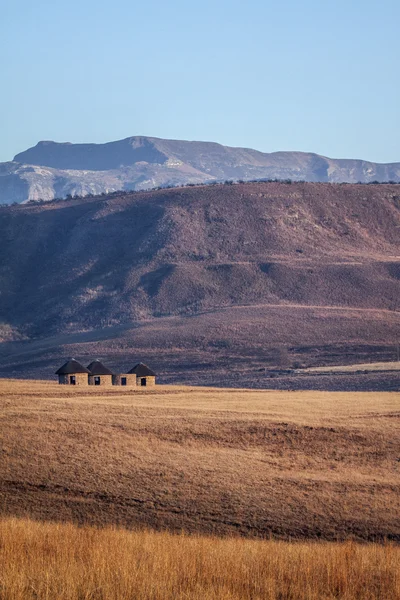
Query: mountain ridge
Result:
<box><xmin>1</xmin><ymin>136</ymin><xmax>400</xmax><ymax>204</ymax></box>
<box><xmin>0</xmin><ymin>181</ymin><xmax>399</xmax><ymax>384</ymax></box>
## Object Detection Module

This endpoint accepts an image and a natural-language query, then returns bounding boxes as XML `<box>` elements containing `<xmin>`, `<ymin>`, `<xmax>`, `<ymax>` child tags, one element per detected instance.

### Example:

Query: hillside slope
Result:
<box><xmin>0</xmin><ymin>181</ymin><xmax>399</xmax><ymax>382</ymax></box>
<box><xmin>2</xmin><ymin>136</ymin><xmax>400</xmax><ymax>204</ymax></box>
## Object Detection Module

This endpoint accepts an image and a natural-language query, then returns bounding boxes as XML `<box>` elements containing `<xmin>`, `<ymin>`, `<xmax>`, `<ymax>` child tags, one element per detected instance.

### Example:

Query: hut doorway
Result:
<box><xmin>121</xmin><ymin>377</ymin><xmax>127</xmax><ymax>386</ymax></box>
<box><xmin>94</xmin><ymin>376</ymin><xmax>101</xmax><ymax>386</ymax></box>
<box><xmin>70</xmin><ymin>376</ymin><xmax>76</xmax><ymax>385</ymax></box>
<box><xmin>140</xmin><ymin>378</ymin><xmax>147</xmax><ymax>387</ymax></box>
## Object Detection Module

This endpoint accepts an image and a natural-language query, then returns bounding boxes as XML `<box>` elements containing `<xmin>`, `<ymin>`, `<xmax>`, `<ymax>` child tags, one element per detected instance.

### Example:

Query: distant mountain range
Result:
<box><xmin>1</xmin><ymin>136</ymin><xmax>400</xmax><ymax>204</ymax></box>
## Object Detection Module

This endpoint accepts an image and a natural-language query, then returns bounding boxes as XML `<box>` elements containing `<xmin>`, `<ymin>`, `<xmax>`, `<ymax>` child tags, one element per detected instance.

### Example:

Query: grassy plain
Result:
<box><xmin>1</xmin><ymin>517</ymin><xmax>399</xmax><ymax>600</ymax></box>
<box><xmin>303</xmin><ymin>361</ymin><xmax>400</xmax><ymax>372</ymax></box>
<box><xmin>0</xmin><ymin>379</ymin><xmax>399</xmax><ymax>541</ymax></box>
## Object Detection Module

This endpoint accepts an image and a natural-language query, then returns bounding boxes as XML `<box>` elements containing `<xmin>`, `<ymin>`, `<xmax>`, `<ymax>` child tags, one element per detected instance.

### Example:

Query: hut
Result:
<box><xmin>87</xmin><ymin>360</ymin><xmax>113</xmax><ymax>386</ymax></box>
<box><xmin>56</xmin><ymin>359</ymin><xmax>90</xmax><ymax>385</ymax></box>
<box><xmin>112</xmin><ymin>372</ymin><xmax>137</xmax><ymax>387</ymax></box>
<box><xmin>128</xmin><ymin>363</ymin><xmax>156</xmax><ymax>387</ymax></box>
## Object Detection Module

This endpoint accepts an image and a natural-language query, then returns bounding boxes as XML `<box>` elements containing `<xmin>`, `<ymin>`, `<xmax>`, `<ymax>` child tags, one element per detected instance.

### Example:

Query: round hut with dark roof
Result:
<box><xmin>128</xmin><ymin>362</ymin><xmax>156</xmax><ymax>387</ymax></box>
<box><xmin>112</xmin><ymin>371</ymin><xmax>137</xmax><ymax>387</ymax></box>
<box><xmin>87</xmin><ymin>360</ymin><xmax>113</xmax><ymax>386</ymax></box>
<box><xmin>55</xmin><ymin>359</ymin><xmax>90</xmax><ymax>385</ymax></box>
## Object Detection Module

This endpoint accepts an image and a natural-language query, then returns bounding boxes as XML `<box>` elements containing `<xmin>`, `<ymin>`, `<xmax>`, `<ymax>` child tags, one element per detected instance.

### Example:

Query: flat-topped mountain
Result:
<box><xmin>1</xmin><ymin>136</ymin><xmax>400</xmax><ymax>204</ymax></box>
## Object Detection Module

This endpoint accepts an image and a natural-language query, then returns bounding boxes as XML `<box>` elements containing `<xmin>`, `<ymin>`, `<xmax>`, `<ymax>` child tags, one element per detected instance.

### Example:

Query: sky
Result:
<box><xmin>1</xmin><ymin>0</ymin><xmax>399</xmax><ymax>163</ymax></box>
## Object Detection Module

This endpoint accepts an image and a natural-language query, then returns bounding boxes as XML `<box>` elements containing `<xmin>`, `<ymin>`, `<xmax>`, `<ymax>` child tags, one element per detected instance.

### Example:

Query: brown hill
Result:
<box><xmin>0</xmin><ymin>181</ymin><xmax>399</xmax><ymax>384</ymax></box>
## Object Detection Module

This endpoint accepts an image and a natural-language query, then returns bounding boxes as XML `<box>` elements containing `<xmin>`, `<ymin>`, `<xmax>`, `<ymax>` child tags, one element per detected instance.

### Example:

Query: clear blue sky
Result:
<box><xmin>2</xmin><ymin>0</ymin><xmax>399</xmax><ymax>163</ymax></box>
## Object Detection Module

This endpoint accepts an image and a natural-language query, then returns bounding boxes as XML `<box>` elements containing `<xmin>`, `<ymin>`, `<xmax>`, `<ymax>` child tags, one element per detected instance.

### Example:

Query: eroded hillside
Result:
<box><xmin>0</xmin><ymin>182</ymin><xmax>399</xmax><ymax>381</ymax></box>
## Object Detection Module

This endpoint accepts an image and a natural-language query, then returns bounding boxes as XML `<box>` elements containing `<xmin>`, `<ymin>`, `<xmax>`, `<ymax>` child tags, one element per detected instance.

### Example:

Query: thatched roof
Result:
<box><xmin>87</xmin><ymin>360</ymin><xmax>113</xmax><ymax>376</ymax></box>
<box><xmin>128</xmin><ymin>362</ymin><xmax>156</xmax><ymax>377</ymax></box>
<box><xmin>55</xmin><ymin>359</ymin><xmax>90</xmax><ymax>375</ymax></box>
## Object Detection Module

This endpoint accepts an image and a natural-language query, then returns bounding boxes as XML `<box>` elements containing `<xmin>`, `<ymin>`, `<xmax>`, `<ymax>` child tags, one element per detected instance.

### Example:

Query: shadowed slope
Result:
<box><xmin>0</xmin><ymin>181</ymin><xmax>399</xmax><ymax>381</ymax></box>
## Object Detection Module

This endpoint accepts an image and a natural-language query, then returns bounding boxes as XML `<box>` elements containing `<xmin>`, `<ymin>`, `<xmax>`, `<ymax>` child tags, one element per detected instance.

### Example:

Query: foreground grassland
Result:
<box><xmin>0</xmin><ymin>379</ymin><xmax>399</xmax><ymax>540</ymax></box>
<box><xmin>1</xmin><ymin>517</ymin><xmax>399</xmax><ymax>600</ymax></box>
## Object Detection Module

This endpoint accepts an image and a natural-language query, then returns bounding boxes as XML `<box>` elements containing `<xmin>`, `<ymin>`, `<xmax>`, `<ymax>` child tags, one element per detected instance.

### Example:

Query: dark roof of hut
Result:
<box><xmin>55</xmin><ymin>359</ymin><xmax>90</xmax><ymax>375</ymax></box>
<box><xmin>128</xmin><ymin>362</ymin><xmax>156</xmax><ymax>377</ymax></box>
<box><xmin>87</xmin><ymin>360</ymin><xmax>114</xmax><ymax>376</ymax></box>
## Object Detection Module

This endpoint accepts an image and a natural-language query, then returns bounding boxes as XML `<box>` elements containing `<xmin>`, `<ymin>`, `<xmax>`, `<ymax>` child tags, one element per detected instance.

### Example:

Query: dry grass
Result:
<box><xmin>1</xmin><ymin>516</ymin><xmax>399</xmax><ymax>600</ymax></box>
<box><xmin>304</xmin><ymin>361</ymin><xmax>400</xmax><ymax>373</ymax></box>
<box><xmin>1</xmin><ymin>379</ymin><xmax>399</xmax><ymax>540</ymax></box>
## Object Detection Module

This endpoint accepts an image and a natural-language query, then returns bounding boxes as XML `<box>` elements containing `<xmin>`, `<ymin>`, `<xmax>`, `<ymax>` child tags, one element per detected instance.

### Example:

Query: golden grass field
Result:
<box><xmin>0</xmin><ymin>379</ymin><xmax>399</xmax><ymax>541</ymax></box>
<box><xmin>304</xmin><ymin>361</ymin><xmax>400</xmax><ymax>373</ymax></box>
<box><xmin>1</xmin><ymin>517</ymin><xmax>399</xmax><ymax>600</ymax></box>
<box><xmin>0</xmin><ymin>379</ymin><xmax>399</xmax><ymax>599</ymax></box>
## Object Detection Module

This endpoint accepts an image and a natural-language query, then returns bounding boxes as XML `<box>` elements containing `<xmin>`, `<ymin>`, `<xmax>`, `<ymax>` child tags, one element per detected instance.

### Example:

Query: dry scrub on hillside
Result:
<box><xmin>0</xmin><ymin>182</ymin><xmax>399</xmax><ymax>366</ymax></box>
<box><xmin>1</xmin><ymin>517</ymin><xmax>399</xmax><ymax>600</ymax></box>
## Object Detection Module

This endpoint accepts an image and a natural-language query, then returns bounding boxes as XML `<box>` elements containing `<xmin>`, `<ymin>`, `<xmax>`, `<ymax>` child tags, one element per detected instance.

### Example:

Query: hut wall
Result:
<box><xmin>112</xmin><ymin>374</ymin><xmax>137</xmax><ymax>386</ymax></box>
<box><xmin>58</xmin><ymin>373</ymin><xmax>88</xmax><ymax>385</ymax></box>
<box><xmin>88</xmin><ymin>375</ymin><xmax>113</xmax><ymax>386</ymax></box>
<box><xmin>137</xmin><ymin>376</ymin><xmax>156</xmax><ymax>387</ymax></box>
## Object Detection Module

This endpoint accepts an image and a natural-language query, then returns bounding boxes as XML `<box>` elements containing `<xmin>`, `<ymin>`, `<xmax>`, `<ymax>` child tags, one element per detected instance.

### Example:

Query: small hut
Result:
<box><xmin>128</xmin><ymin>363</ymin><xmax>156</xmax><ymax>387</ymax></box>
<box><xmin>112</xmin><ymin>372</ymin><xmax>137</xmax><ymax>387</ymax></box>
<box><xmin>56</xmin><ymin>359</ymin><xmax>90</xmax><ymax>385</ymax></box>
<box><xmin>87</xmin><ymin>360</ymin><xmax>113</xmax><ymax>386</ymax></box>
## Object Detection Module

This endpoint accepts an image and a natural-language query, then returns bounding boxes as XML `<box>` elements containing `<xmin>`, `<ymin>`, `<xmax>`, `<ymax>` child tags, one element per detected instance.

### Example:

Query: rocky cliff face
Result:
<box><xmin>1</xmin><ymin>136</ymin><xmax>400</xmax><ymax>204</ymax></box>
